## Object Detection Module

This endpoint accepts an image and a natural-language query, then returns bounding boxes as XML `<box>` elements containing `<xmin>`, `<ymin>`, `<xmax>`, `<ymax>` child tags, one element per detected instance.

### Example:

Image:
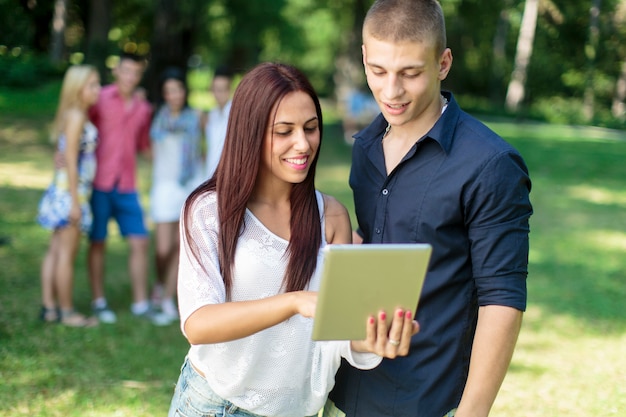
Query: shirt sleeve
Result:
<box><xmin>465</xmin><ymin>150</ymin><xmax>532</xmax><ymax>311</ymax></box>
<box><xmin>186</xmin><ymin>109</ymin><xmax>202</xmax><ymax>141</ymax></box>
<box><xmin>149</xmin><ymin>107</ymin><xmax>166</xmax><ymax>142</ymax></box>
<box><xmin>136</xmin><ymin>103</ymin><xmax>153</xmax><ymax>152</ymax></box>
<box><xmin>310</xmin><ymin>341</ymin><xmax>382</xmax><ymax>398</ymax></box>
<box><xmin>177</xmin><ymin>196</ymin><xmax>226</xmax><ymax>338</ymax></box>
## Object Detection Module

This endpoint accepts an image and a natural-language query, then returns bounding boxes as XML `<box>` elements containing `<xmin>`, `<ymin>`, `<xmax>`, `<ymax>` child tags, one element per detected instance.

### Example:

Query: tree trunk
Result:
<box><xmin>490</xmin><ymin>0</ymin><xmax>513</xmax><ymax>102</ymax></box>
<box><xmin>612</xmin><ymin>60</ymin><xmax>626</xmax><ymax>121</ymax></box>
<box><xmin>146</xmin><ymin>0</ymin><xmax>197</xmax><ymax>103</ymax></box>
<box><xmin>86</xmin><ymin>0</ymin><xmax>112</xmax><ymax>82</ymax></box>
<box><xmin>505</xmin><ymin>0</ymin><xmax>539</xmax><ymax>113</ymax></box>
<box><xmin>333</xmin><ymin>0</ymin><xmax>368</xmax><ymax>98</ymax></box>
<box><xmin>19</xmin><ymin>0</ymin><xmax>54</xmax><ymax>53</ymax></box>
<box><xmin>333</xmin><ymin>0</ymin><xmax>370</xmax><ymax>142</ymax></box>
<box><xmin>49</xmin><ymin>0</ymin><xmax>67</xmax><ymax>64</ymax></box>
<box><xmin>583</xmin><ymin>0</ymin><xmax>602</xmax><ymax>122</ymax></box>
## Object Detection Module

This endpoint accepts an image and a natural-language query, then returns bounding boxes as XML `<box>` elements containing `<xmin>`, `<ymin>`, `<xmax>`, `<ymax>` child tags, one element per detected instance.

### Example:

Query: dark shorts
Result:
<box><xmin>89</xmin><ymin>187</ymin><xmax>148</xmax><ymax>241</ymax></box>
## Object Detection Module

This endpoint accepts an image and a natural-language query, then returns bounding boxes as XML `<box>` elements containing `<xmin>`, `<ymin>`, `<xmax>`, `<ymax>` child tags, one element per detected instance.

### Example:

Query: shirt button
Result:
<box><xmin>382</xmin><ymin>189</ymin><xmax>389</xmax><ymax>195</ymax></box>
<box><xmin>375</xmin><ymin>228</ymin><xmax>381</xmax><ymax>234</ymax></box>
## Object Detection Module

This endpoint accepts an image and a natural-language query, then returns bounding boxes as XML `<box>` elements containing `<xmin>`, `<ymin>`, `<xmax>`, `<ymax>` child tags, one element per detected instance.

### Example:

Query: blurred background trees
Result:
<box><xmin>1</xmin><ymin>0</ymin><xmax>624</xmax><ymax>128</ymax></box>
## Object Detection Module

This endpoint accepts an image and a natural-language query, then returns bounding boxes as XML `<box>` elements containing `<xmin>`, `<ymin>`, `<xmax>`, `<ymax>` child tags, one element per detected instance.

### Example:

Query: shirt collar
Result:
<box><xmin>353</xmin><ymin>91</ymin><xmax>460</xmax><ymax>156</ymax></box>
<box><xmin>427</xmin><ymin>91</ymin><xmax>458</xmax><ymax>155</ymax></box>
<box><xmin>108</xmin><ymin>84</ymin><xmax>138</xmax><ymax>105</ymax></box>
<box><xmin>108</xmin><ymin>83</ymin><xmax>123</xmax><ymax>99</ymax></box>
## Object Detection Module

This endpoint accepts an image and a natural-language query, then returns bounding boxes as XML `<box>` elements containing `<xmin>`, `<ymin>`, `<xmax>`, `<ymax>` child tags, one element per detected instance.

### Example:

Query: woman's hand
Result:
<box><xmin>350</xmin><ymin>308</ymin><xmax>419</xmax><ymax>358</ymax></box>
<box><xmin>292</xmin><ymin>291</ymin><xmax>317</xmax><ymax>319</ymax></box>
<box><xmin>54</xmin><ymin>151</ymin><xmax>66</xmax><ymax>170</ymax></box>
<box><xmin>69</xmin><ymin>202</ymin><xmax>81</xmax><ymax>225</ymax></box>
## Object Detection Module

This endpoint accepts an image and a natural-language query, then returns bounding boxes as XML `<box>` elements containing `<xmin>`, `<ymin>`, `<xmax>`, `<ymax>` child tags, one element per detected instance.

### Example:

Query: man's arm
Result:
<box><xmin>455</xmin><ymin>305</ymin><xmax>522</xmax><ymax>417</ymax></box>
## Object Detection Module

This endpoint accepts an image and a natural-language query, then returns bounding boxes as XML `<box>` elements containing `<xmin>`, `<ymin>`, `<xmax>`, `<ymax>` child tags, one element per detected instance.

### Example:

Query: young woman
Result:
<box><xmin>37</xmin><ymin>65</ymin><xmax>101</xmax><ymax>327</ymax></box>
<box><xmin>168</xmin><ymin>62</ymin><xmax>418</xmax><ymax>417</ymax></box>
<box><xmin>149</xmin><ymin>67</ymin><xmax>203</xmax><ymax>324</ymax></box>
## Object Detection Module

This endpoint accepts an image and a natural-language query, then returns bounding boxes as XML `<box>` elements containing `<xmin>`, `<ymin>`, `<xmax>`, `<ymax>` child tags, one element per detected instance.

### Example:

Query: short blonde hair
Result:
<box><xmin>51</xmin><ymin>65</ymin><xmax>98</xmax><ymax>138</ymax></box>
<box><xmin>363</xmin><ymin>0</ymin><xmax>447</xmax><ymax>56</ymax></box>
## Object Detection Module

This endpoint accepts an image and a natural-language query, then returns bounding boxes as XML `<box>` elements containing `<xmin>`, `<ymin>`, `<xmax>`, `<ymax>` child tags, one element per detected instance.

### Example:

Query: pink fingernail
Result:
<box><xmin>398</xmin><ymin>310</ymin><xmax>404</xmax><ymax>318</ymax></box>
<box><xmin>405</xmin><ymin>311</ymin><xmax>412</xmax><ymax>319</ymax></box>
<box><xmin>369</xmin><ymin>317</ymin><xmax>375</xmax><ymax>324</ymax></box>
<box><xmin>380</xmin><ymin>312</ymin><xmax>386</xmax><ymax>321</ymax></box>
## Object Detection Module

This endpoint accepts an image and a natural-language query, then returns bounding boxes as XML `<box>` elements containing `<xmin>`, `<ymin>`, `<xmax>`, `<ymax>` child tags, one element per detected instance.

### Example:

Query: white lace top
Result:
<box><xmin>177</xmin><ymin>190</ymin><xmax>381</xmax><ymax>417</ymax></box>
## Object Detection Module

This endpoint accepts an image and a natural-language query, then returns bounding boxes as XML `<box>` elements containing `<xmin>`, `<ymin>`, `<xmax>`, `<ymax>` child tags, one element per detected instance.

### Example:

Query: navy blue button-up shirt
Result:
<box><xmin>329</xmin><ymin>92</ymin><xmax>532</xmax><ymax>417</ymax></box>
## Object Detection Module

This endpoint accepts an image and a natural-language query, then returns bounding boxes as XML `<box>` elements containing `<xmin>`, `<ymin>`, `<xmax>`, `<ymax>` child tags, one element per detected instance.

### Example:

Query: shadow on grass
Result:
<box><xmin>507</xmin><ymin>131</ymin><xmax>626</xmax><ymax>334</ymax></box>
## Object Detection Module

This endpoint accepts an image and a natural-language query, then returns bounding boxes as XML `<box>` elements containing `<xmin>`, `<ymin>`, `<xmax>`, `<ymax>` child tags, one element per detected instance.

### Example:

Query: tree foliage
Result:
<box><xmin>0</xmin><ymin>0</ymin><xmax>624</xmax><ymax>128</ymax></box>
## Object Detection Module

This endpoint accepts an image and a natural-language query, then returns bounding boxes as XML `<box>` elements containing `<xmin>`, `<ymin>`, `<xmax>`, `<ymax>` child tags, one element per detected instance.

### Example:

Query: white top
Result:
<box><xmin>204</xmin><ymin>101</ymin><xmax>231</xmax><ymax>178</ymax></box>
<box><xmin>150</xmin><ymin>132</ymin><xmax>204</xmax><ymax>222</ymax></box>
<box><xmin>152</xmin><ymin>132</ymin><xmax>186</xmax><ymax>183</ymax></box>
<box><xmin>178</xmin><ymin>190</ymin><xmax>381</xmax><ymax>417</ymax></box>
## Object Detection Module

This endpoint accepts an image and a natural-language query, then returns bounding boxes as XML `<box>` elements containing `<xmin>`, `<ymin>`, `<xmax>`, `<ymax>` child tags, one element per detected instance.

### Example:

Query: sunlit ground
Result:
<box><xmin>1</xmin><ymin>111</ymin><xmax>625</xmax><ymax>415</ymax></box>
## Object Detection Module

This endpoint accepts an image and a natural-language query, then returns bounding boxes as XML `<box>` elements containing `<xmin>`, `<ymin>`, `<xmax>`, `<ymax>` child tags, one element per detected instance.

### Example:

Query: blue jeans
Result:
<box><xmin>168</xmin><ymin>359</ymin><xmax>268</xmax><ymax>417</ymax></box>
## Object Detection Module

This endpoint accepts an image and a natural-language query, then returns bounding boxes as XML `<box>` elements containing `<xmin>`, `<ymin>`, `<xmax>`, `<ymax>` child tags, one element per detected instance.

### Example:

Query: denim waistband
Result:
<box><xmin>182</xmin><ymin>358</ymin><xmax>266</xmax><ymax>417</ymax></box>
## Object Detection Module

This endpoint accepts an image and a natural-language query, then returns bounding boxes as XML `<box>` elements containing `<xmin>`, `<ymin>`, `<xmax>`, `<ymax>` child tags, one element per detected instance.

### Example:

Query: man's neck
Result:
<box><xmin>116</xmin><ymin>85</ymin><xmax>134</xmax><ymax>101</ymax></box>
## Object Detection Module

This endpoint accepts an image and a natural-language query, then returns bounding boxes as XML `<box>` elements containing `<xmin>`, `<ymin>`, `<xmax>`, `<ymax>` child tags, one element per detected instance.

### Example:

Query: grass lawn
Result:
<box><xmin>0</xmin><ymin>84</ymin><xmax>625</xmax><ymax>416</ymax></box>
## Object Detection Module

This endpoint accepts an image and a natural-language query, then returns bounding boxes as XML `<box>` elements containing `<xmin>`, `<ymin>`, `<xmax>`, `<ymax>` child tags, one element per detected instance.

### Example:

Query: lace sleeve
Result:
<box><xmin>309</xmin><ymin>341</ymin><xmax>382</xmax><ymax>397</ymax></box>
<box><xmin>177</xmin><ymin>193</ymin><xmax>226</xmax><ymax>337</ymax></box>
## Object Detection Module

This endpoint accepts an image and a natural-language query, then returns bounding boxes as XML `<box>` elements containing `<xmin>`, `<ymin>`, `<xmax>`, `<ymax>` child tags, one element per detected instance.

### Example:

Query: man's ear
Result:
<box><xmin>438</xmin><ymin>48</ymin><xmax>453</xmax><ymax>81</ymax></box>
<box><xmin>362</xmin><ymin>44</ymin><xmax>367</xmax><ymax>70</ymax></box>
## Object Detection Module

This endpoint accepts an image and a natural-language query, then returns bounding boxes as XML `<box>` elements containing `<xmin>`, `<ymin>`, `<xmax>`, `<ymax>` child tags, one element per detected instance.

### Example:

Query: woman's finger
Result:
<box><xmin>382</xmin><ymin>308</ymin><xmax>405</xmax><ymax>357</ymax></box>
<box><xmin>396</xmin><ymin>310</ymin><xmax>417</xmax><ymax>356</ymax></box>
<box><xmin>376</xmin><ymin>310</ymin><xmax>388</xmax><ymax>352</ymax></box>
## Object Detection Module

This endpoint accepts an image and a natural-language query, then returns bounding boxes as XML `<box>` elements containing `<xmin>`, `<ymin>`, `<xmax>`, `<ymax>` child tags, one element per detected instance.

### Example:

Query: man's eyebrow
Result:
<box><xmin>366</xmin><ymin>62</ymin><xmax>426</xmax><ymax>71</ymax></box>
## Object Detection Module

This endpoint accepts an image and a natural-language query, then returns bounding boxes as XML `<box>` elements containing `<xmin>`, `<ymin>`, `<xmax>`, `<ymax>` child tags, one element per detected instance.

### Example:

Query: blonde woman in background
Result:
<box><xmin>37</xmin><ymin>65</ymin><xmax>101</xmax><ymax>327</ymax></box>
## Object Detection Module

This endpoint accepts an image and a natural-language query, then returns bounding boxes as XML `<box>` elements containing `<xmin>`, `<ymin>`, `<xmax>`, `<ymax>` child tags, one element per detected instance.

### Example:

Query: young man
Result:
<box><xmin>203</xmin><ymin>65</ymin><xmax>233</xmax><ymax>179</ymax></box>
<box><xmin>88</xmin><ymin>53</ymin><xmax>153</xmax><ymax>324</ymax></box>
<box><xmin>327</xmin><ymin>1</ymin><xmax>533</xmax><ymax>416</ymax></box>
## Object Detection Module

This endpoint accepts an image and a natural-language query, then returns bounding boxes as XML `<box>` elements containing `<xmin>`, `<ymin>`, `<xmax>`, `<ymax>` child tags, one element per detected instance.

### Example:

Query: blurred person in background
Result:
<box><xmin>149</xmin><ymin>67</ymin><xmax>203</xmax><ymax>325</ymax></box>
<box><xmin>38</xmin><ymin>65</ymin><xmax>101</xmax><ymax>327</ymax></box>
<box><xmin>87</xmin><ymin>52</ymin><xmax>153</xmax><ymax>324</ymax></box>
<box><xmin>202</xmin><ymin>65</ymin><xmax>233</xmax><ymax>179</ymax></box>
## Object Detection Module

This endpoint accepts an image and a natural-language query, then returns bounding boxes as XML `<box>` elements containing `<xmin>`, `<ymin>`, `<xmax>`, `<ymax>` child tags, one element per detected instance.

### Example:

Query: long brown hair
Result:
<box><xmin>183</xmin><ymin>62</ymin><xmax>323</xmax><ymax>300</ymax></box>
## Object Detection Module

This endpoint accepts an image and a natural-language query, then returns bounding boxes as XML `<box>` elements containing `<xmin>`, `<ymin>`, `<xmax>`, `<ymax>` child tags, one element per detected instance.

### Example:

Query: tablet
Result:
<box><xmin>311</xmin><ymin>243</ymin><xmax>432</xmax><ymax>341</ymax></box>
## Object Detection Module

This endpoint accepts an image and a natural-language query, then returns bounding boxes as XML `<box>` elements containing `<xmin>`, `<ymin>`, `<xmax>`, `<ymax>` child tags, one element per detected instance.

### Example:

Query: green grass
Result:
<box><xmin>0</xmin><ymin>82</ymin><xmax>61</xmax><ymax>117</ymax></box>
<box><xmin>1</xmin><ymin>87</ymin><xmax>625</xmax><ymax>416</ymax></box>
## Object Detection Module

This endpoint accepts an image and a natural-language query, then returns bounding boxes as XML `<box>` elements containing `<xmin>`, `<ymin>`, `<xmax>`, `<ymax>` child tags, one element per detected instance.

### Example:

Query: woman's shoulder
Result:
<box><xmin>319</xmin><ymin>192</ymin><xmax>348</xmax><ymax>217</ymax></box>
<box><xmin>188</xmin><ymin>189</ymin><xmax>218</xmax><ymax>214</ymax></box>
<box><xmin>183</xmin><ymin>106</ymin><xmax>201</xmax><ymax>118</ymax></box>
<box><xmin>65</xmin><ymin>107</ymin><xmax>87</xmax><ymax>124</ymax></box>
<box><xmin>62</xmin><ymin>108</ymin><xmax>88</xmax><ymax>136</ymax></box>
<box><xmin>318</xmin><ymin>192</ymin><xmax>351</xmax><ymax>244</ymax></box>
